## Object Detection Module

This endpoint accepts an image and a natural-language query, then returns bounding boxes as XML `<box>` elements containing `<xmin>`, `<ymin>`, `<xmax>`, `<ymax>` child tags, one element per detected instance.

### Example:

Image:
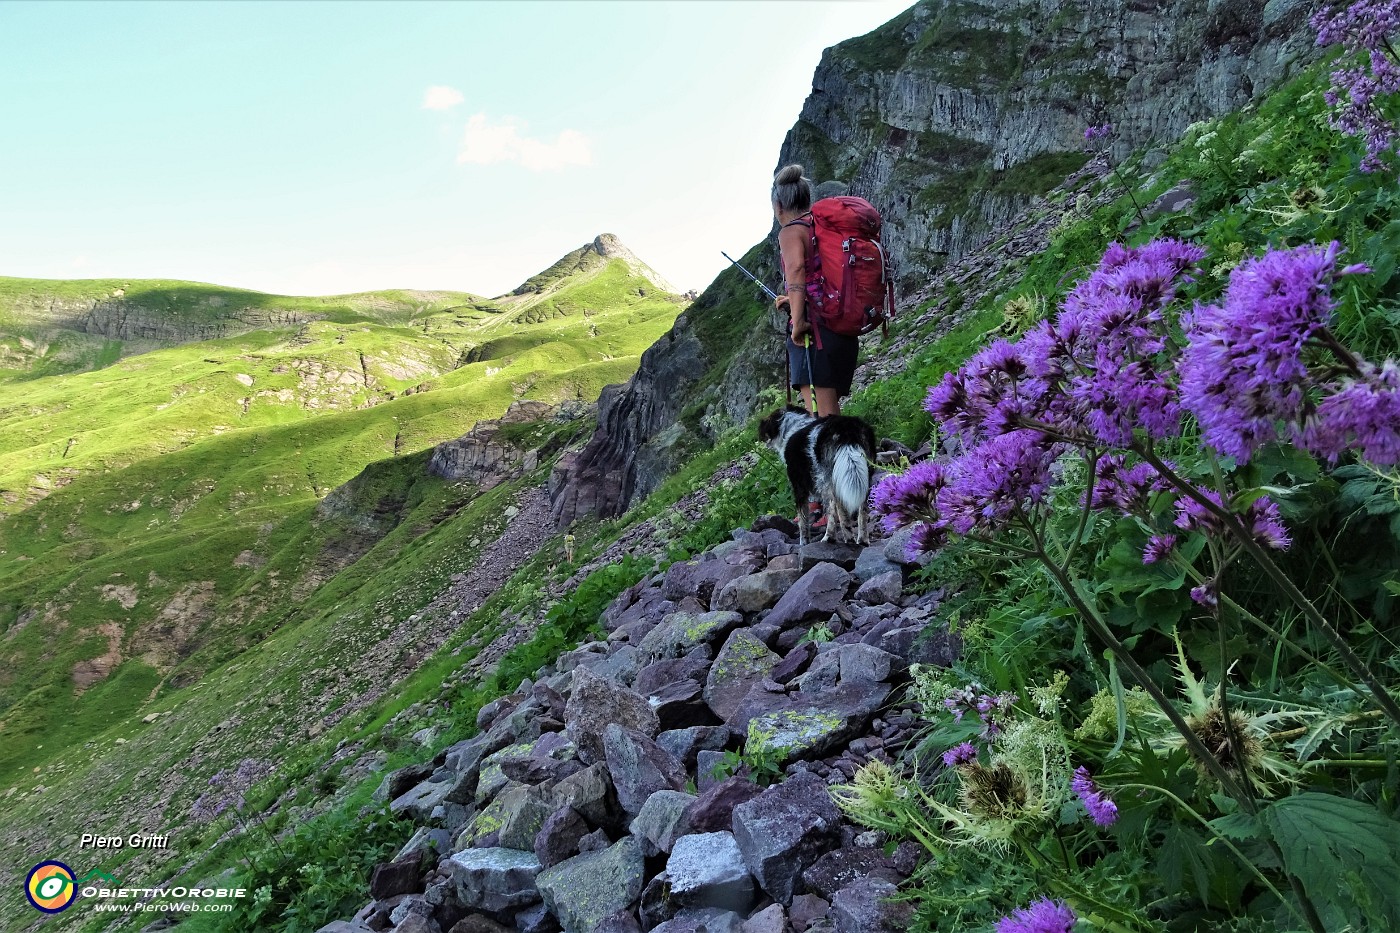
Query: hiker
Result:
<box><xmin>771</xmin><ymin>163</ymin><xmax>859</xmax><ymax>419</ymax></box>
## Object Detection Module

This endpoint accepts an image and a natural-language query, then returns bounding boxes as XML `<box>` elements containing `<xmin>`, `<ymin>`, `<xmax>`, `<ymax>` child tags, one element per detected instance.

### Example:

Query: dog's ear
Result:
<box><xmin>757</xmin><ymin>408</ymin><xmax>782</xmax><ymax>442</ymax></box>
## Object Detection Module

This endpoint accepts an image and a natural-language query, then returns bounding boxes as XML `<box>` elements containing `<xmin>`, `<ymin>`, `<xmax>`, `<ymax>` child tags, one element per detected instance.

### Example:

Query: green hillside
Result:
<box><xmin>0</xmin><ymin>247</ymin><xmax>685</xmax><ymax>794</ymax></box>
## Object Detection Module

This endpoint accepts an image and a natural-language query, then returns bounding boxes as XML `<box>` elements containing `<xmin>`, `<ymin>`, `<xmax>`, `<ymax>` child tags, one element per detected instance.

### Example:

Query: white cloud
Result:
<box><xmin>456</xmin><ymin>113</ymin><xmax>592</xmax><ymax>172</ymax></box>
<box><xmin>421</xmin><ymin>85</ymin><xmax>464</xmax><ymax>111</ymax></box>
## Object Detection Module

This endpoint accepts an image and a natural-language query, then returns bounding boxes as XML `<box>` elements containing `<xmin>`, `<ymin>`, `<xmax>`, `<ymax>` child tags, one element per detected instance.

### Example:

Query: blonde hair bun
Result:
<box><xmin>774</xmin><ymin>164</ymin><xmax>806</xmax><ymax>185</ymax></box>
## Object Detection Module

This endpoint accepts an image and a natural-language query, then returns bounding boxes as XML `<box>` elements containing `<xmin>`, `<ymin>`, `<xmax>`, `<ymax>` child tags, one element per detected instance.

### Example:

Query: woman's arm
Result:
<box><xmin>777</xmin><ymin>223</ymin><xmax>809</xmax><ymax>341</ymax></box>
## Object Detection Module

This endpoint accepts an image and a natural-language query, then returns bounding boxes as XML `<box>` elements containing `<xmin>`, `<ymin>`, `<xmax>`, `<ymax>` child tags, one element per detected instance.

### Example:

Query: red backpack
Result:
<box><xmin>789</xmin><ymin>196</ymin><xmax>895</xmax><ymax>347</ymax></box>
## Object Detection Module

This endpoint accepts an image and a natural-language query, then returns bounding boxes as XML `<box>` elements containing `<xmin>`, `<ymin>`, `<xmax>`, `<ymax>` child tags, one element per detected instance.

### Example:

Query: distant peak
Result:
<box><xmin>588</xmin><ymin>234</ymin><xmax>677</xmax><ymax>293</ymax></box>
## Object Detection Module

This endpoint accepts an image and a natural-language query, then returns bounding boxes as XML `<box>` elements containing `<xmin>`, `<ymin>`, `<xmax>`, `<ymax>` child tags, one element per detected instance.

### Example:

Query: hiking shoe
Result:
<box><xmin>805</xmin><ymin>500</ymin><xmax>827</xmax><ymax>530</ymax></box>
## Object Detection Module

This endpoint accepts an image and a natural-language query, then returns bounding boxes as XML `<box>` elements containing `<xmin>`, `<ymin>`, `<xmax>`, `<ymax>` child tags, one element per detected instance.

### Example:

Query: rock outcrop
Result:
<box><xmin>327</xmin><ymin>517</ymin><xmax>943</xmax><ymax>933</ymax></box>
<box><xmin>428</xmin><ymin>401</ymin><xmax>560</xmax><ymax>488</ymax></box>
<box><xmin>548</xmin><ymin>0</ymin><xmax>1318</xmax><ymax>527</ymax></box>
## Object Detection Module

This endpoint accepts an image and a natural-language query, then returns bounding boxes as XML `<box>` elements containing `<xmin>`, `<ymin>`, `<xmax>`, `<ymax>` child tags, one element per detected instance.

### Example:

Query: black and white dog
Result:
<box><xmin>758</xmin><ymin>406</ymin><xmax>877</xmax><ymax>545</ymax></box>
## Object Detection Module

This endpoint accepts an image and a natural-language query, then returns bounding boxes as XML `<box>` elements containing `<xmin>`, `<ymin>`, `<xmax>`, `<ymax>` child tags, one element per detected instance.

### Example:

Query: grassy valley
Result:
<box><xmin>0</xmin><ymin>239</ymin><xmax>685</xmax><ymax>797</ymax></box>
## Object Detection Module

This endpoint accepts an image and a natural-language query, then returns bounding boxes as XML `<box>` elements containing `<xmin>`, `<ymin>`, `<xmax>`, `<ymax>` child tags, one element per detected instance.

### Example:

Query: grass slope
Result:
<box><xmin>0</xmin><ymin>254</ymin><xmax>684</xmax><ymax>795</ymax></box>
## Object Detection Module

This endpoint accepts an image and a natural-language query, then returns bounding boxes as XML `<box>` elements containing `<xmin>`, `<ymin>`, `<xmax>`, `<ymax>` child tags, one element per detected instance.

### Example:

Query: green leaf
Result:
<box><xmin>1259</xmin><ymin>793</ymin><xmax>1400</xmax><ymax>930</ymax></box>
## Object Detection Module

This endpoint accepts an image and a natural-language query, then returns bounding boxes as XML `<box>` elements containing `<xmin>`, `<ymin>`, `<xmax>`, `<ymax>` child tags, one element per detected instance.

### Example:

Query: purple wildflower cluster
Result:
<box><xmin>1084</xmin><ymin>123</ymin><xmax>1114</xmax><ymax>142</ymax></box>
<box><xmin>996</xmin><ymin>897</ymin><xmax>1078</xmax><ymax>933</ymax></box>
<box><xmin>942</xmin><ymin>741</ymin><xmax>978</xmax><ymax>767</ymax></box>
<box><xmin>1182</xmin><ymin>242</ymin><xmax>1398</xmax><ymax>466</ymax></box>
<box><xmin>1071</xmin><ymin>766</ymin><xmax>1119</xmax><ymax>827</ymax></box>
<box><xmin>874</xmin><ymin>237</ymin><xmax>1400</xmax><ymax>575</ymax></box>
<box><xmin>943</xmin><ymin>683</ymin><xmax>1018</xmax><ymax>739</ymax></box>
<box><xmin>1312</xmin><ymin>1</ymin><xmax>1400</xmax><ymax>171</ymax></box>
<box><xmin>191</xmin><ymin>758</ymin><xmax>266</xmax><ymax>824</ymax></box>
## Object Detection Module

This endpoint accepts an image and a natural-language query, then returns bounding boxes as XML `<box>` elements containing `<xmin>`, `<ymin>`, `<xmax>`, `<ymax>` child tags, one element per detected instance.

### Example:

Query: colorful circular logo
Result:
<box><xmin>26</xmin><ymin>861</ymin><xmax>77</xmax><ymax>913</ymax></box>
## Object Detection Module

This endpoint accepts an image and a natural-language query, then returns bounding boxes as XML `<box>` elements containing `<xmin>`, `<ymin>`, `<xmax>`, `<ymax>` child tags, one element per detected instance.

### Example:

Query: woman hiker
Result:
<box><xmin>771</xmin><ymin>163</ymin><xmax>859</xmax><ymax>419</ymax></box>
<box><xmin>771</xmin><ymin>163</ymin><xmax>859</xmax><ymax>528</ymax></box>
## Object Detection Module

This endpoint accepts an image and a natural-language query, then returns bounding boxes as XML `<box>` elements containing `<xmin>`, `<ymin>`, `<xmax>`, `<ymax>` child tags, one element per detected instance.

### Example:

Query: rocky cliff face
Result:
<box><xmin>550</xmin><ymin>0</ymin><xmax>1317</xmax><ymax>526</ymax></box>
<box><xmin>784</xmin><ymin>0</ymin><xmax>1316</xmax><ymax>285</ymax></box>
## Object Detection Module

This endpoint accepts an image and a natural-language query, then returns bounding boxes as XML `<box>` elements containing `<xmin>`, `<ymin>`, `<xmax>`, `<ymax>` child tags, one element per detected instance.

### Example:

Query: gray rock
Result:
<box><xmin>697</xmin><ymin>750</ymin><xmax>730</xmax><ymax>791</ymax></box>
<box><xmin>551</xmin><ymin>763</ymin><xmax>623</xmax><ymax>830</ymax></box>
<box><xmin>638</xmin><ymin>611</ymin><xmax>744</xmax><ymax>663</ymax></box>
<box><xmin>713</xmin><ymin>570</ymin><xmax>803</xmax><ymax>613</ymax></box>
<box><xmin>853</xmin><ymin>571</ymin><xmax>902</xmax><ymax>605</ymax></box>
<box><xmin>802</xmin><ymin>849</ymin><xmax>896</xmax><ymax>900</ymax></box>
<box><xmin>766</xmin><ymin>564</ymin><xmax>851</xmax><ymax>631</ymax></box>
<box><xmin>631</xmin><ymin>789</ymin><xmax>698</xmax><ymax>855</ymax></box>
<box><xmin>771</xmin><ymin>642</ymin><xmax>817</xmax><ymax>685</ymax></box>
<box><xmin>881</xmin><ymin>527</ymin><xmax>922</xmax><ymax>567</ymax></box>
<box><xmin>533</xmin><ymin>806</ymin><xmax>589</xmax><ymax>869</ymax></box>
<box><xmin>667</xmin><ymin>832</ymin><xmax>755</xmax><ymax>913</ymax></box>
<box><xmin>742</xmin><ymin>904</ymin><xmax>789</xmax><ymax>933</ymax></box>
<box><xmin>834</xmin><ymin>644</ymin><xmax>902</xmax><ymax>685</ymax></box>
<box><xmin>315</xmin><ymin>923</ymin><xmax>373</xmax><ymax>933</ymax></box>
<box><xmin>391</xmin><ymin>779</ymin><xmax>454</xmax><ymax>822</ymax></box>
<box><xmin>635</xmin><ymin>649</ymin><xmax>712</xmax><ymax>699</ymax></box>
<box><xmin>649</xmin><ymin>678</ymin><xmax>717</xmax><ymax>731</ymax></box>
<box><xmin>731</xmin><ymin>772</ymin><xmax>842</xmax><ymax>905</ymax></box>
<box><xmin>591</xmin><ymin>910</ymin><xmax>643</xmax><ymax>933</ymax></box>
<box><xmin>445</xmin><ymin>848</ymin><xmax>542</xmax><ymax>913</ymax></box>
<box><xmin>446</xmin><ymin>918</ymin><xmax>510</xmax><ymax>933</ymax></box>
<box><xmin>513</xmin><ymin>903</ymin><xmax>561</xmax><ymax>933</ymax></box>
<box><xmin>603</xmin><ymin>724</ymin><xmax>687</xmax><ymax>816</ymax></box>
<box><xmin>663</xmin><ymin>558</ymin><xmax>755</xmax><ymax>606</ymax></box>
<box><xmin>657</xmin><ymin>726</ymin><xmax>731</xmax><ymax>772</ymax></box>
<box><xmin>789</xmin><ymin>894</ymin><xmax>830</xmax><ymax>933</ymax></box>
<box><xmin>565</xmin><ymin>667</ymin><xmax>660</xmax><ymax>764</ymax></box>
<box><xmin>496</xmin><ymin>785</ymin><xmax>561</xmax><ymax>851</ymax></box>
<box><xmin>369</xmin><ymin>857</ymin><xmax>422</xmax><ymax>899</ymax></box>
<box><xmin>587</xmin><ymin>645</ymin><xmax>642</xmax><ymax>686</ymax></box>
<box><xmin>878</xmin><ymin>625</ymin><xmax>961</xmax><ymax>666</ymax></box>
<box><xmin>830</xmin><ymin>878</ymin><xmax>913</xmax><ymax>933</ymax></box>
<box><xmin>727</xmin><ymin>682</ymin><xmax>892</xmax><ymax>764</ymax></box>
<box><xmin>652</xmin><ymin>909</ymin><xmax>747</xmax><ymax>933</ymax></box>
<box><xmin>852</xmin><ymin>547</ymin><xmax>901</xmax><ymax>584</ymax></box>
<box><xmin>683</xmin><ymin>776</ymin><xmax>764</xmax><ymax>834</ymax></box>
<box><xmin>376</xmin><ymin>763</ymin><xmax>434</xmax><ymax>804</ymax></box>
<box><xmin>795</xmin><ymin>542</ymin><xmax>862</xmax><ymax>569</ymax></box>
<box><xmin>577</xmin><ymin>828</ymin><xmax>610</xmax><ymax>853</ymax></box>
<box><xmin>535</xmin><ymin>837</ymin><xmax>646</xmax><ymax>933</ymax></box>
<box><xmin>705</xmin><ymin>629</ymin><xmax>780</xmax><ymax>721</ymax></box>
<box><xmin>392</xmin><ymin>916</ymin><xmax>440</xmax><ymax>933</ymax></box>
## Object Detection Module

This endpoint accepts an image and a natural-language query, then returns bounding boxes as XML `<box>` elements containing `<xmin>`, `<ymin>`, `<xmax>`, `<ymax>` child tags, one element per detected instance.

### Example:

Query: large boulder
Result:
<box><xmin>765</xmin><ymin>564</ymin><xmax>850</xmax><ymax>631</ymax></box>
<box><xmin>534</xmin><ymin>806</ymin><xmax>589</xmax><ymax>869</ymax></box>
<box><xmin>536</xmin><ymin>837</ymin><xmax>646</xmax><ymax>933</ymax></box>
<box><xmin>445</xmin><ymin>848</ymin><xmax>542</xmax><ymax>913</ymax></box>
<box><xmin>731</xmin><ymin>772</ymin><xmax>842</xmax><ymax>905</ymax></box>
<box><xmin>391</xmin><ymin>779</ymin><xmax>454</xmax><ymax>822</ymax></box>
<box><xmin>602</xmin><ymin>724</ymin><xmax>687</xmax><ymax>816</ymax></box>
<box><xmin>662</xmin><ymin>558</ymin><xmax>755</xmax><ymax>606</ymax></box>
<box><xmin>830</xmin><ymin>877</ymin><xmax>914</xmax><ymax>933</ymax></box>
<box><xmin>666</xmin><ymin>832</ymin><xmax>756</xmax><ymax>914</ymax></box>
<box><xmin>853</xmin><ymin>571</ymin><xmax>902</xmax><ymax>605</ymax></box>
<box><xmin>631</xmin><ymin>789</ymin><xmax>698</xmax><ymax>856</ymax></box>
<box><xmin>727</xmin><ymin>682</ymin><xmax>892</xmax><ymax>764</ymax></box>
<box><xmin>550</xmin><ymin>762</ymin><xmax>623</xmax><ymax>831</ymax></box>
<box><xmin>657</xmin><ymin>726</ymin><xmax>731</xmax><ymax>772</ymax></box>
<box><xmin>495</xmin><ymin>785</ymin><xmax>558</xmax><ymax>851</ymax></box>
<box><xmin>704</xmin><ymin>629</ymin><xmax>780</xmax><ymax>721</ymax></box>
<box><xmin>565</xmin><ymin>667</ymin><xmax>660</xmax><ymax>764</ymax></box>
<box><xmin>801</xmin><ymin>849</ymin><xmax>898</xmax><ymax>900</ymax></box>
<box><xmin>634</xmin><ymin>648</ymin><xmax>713</xmax><ymax>699</ymax></box>
<box><xmin>637</xmin><ymin>611</ymin><xmax>743</xmax><ymax>663</ymax></box>
<box><xmin>712</xmin><ymin>570</ymin><xmax>803</xmax><ymax>613</ymax></box>
<box><xmin>852</xmin><ymin>547</ymin><xmax>901</xmax><ymax>584</ymax></box>
<box><xmin>683</xmin><ymin>776</ymin><xmax>764</xmax><ymax>834</ymax></box>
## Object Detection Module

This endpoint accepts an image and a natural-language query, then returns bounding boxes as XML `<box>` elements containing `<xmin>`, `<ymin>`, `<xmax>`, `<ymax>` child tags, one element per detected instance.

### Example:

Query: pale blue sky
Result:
<box><xmin>0</xmin><ymin>0</ymin><xmax>908</xmax><ymax>297</ymax></box>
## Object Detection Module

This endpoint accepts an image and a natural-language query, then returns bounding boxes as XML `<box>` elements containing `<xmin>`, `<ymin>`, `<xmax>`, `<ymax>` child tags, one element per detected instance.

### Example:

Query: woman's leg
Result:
<box><xmin>798</xmin><ymin>384</ymin><xmax>815</xmax><ymax>413</ymax></box>
<box><xmin>814</xmin><ymin>387</ymin><xmax>840</xmax><ymax>417</ymax></box>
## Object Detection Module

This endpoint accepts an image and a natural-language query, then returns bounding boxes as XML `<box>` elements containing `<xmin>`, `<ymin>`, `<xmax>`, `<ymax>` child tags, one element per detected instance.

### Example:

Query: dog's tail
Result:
<box><xmin>831</xmin><ymin>445</ymin><xmax>870</xmax><ymax>519</ymax></box>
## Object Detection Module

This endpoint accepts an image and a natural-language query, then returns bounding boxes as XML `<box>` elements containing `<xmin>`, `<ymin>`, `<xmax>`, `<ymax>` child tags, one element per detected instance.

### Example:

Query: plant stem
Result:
<box><xmin>1135</xmin><ymin>446</ymin><xmax>1400</xmax><ymax>727</ymax></box>
<box><xmin>1117</xmin><ymin>783</ymin><xmax>1315</xmax><ymax>932</ymax></box>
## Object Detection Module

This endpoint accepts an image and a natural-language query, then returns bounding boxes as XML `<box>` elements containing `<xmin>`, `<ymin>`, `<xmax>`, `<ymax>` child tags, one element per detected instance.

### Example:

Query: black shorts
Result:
<box><xmin>788</xmin><ymin>324</ymin><xmax>859</xmax><ymax>397</ymax></box>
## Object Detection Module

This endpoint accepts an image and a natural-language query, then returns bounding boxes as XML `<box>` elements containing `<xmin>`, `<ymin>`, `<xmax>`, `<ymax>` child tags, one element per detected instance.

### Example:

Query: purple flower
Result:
<box><xmin>1301</xmin><ymin>359</ymin><xmax>1400</xmax><ymax>465</ymax></box>
<box><xmin>1190</xmin><ymin>581</ymin><xmax>1219</xmax><ymax>609</ymax></box>
<box><xmin>1174</xmin><ymin>488</ymin><xmax>1290</xmax><ymax>551</ymax></box>
<box><xmin>1086</xmin><ymin>455</ymin><xmax>1164</xmax><ymax>514</ymax></box>
<box><xmin>1071</xmin><ymin>766</ymin><xmax>1120</xmax><ymax>827</ymax></box>
<box><xmin>1312</xmin><ymin>1</ymin><xmax>1400</xmax><ymax>52</ymax></box>
<box><xmin>871</xmin><ymin>461</ymin><xmax>947</xmax><ymax>533</ymax></box>
<box><xmin>1179</xmin><ymin>243</ymin><xmax>1345</xmax><ymax>462</ymax></box>
<box><xmin>1142</xmin><ymin>534</ymin><xmax>1178</xmax><ymax>564</ymax></box>
<box><xmin>1084</xmin><ymin>123</ymin><xmax>1114</xmax><ymax>142</ymax></box>
<box><xmin>944</xmin><ymin>684</ymin><xmax>1017</xmax><ymax>740</ymax></box>
<box><xmin>996</xmin><ymin>897</ymin><xmax>1078</xmax><ymax>933</ymax></box>
<box><xmin>942</xmin><ymin>742</ymin><xmax>978</xmax><ymax>767</ymax></box>
<box><xmin>936</xmin><ymin>430</ymin><xmax>1062</xmax><ymax>536</ymax></box>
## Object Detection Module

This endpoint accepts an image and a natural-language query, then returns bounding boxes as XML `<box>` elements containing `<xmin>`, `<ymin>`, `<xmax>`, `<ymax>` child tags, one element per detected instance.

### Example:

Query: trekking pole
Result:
<box><xmin>721</xmin><ymin>251</ymin><xmax>780</xmax><ymax>302</ymax></box>
<box><xmin>804</xmin><ymin>335</ymin><xmax>819</xmax><ymax>417</ymax></box>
